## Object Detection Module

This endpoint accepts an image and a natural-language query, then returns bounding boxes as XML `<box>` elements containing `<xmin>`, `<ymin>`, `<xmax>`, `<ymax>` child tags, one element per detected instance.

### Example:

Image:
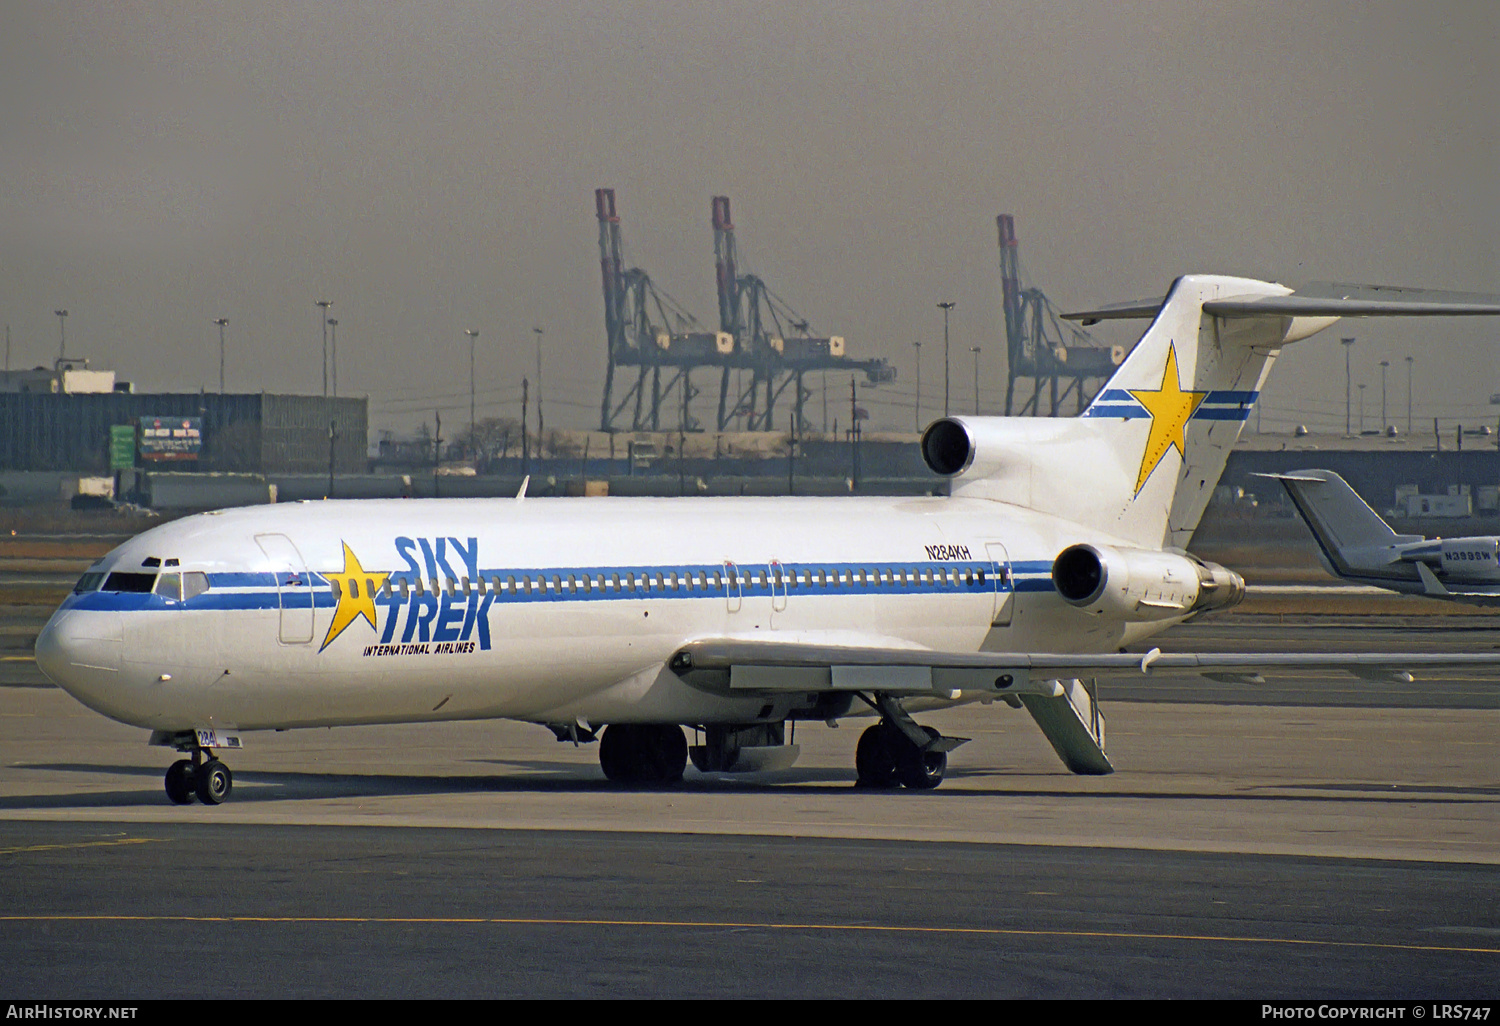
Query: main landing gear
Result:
<box><xmin>854</xmin><ymin>694</ymin><xmax>968</xmax><ymax>790</ymax></box>
<box><xmin>855</xmin><ymin>722</ymin><xmax>948</xmax><ymax>789</ymax></box>
<box><xmin>598</xmin><ymin>724</ymin><xmax>688</xmax><ymax>785</ymax></box>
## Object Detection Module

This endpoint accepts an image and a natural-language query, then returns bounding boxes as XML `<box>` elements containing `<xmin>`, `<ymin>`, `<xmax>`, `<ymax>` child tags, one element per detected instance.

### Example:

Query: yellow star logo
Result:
<box><xmin>1129</xmin><ymin>343</ymin><xmax>1208</xmax><ymax>495</ymax></box>
<box><xmin>319</xmin><ymin>543</ymin><xmax>391</xmax><ymax>651</ymax></box>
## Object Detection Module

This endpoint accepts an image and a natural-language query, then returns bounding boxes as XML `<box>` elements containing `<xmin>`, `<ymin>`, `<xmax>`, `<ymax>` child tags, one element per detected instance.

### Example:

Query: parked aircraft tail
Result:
<box><xmin>1257</xmin><ymin>469</ymin><xmax>1419</xmax><ymax>577</ymax></box>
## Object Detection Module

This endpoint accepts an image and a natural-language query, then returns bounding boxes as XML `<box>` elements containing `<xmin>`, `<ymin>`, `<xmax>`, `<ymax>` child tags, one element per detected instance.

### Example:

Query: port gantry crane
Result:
<box><xmin>596</xmin><ymin>188</ymin><xmax>893</xmax><ymax>434</ymax></box>
<box><xmin>997</xmin><ymin>213</ymin><xmax>1125</xmax><ymax>416</ymax></box>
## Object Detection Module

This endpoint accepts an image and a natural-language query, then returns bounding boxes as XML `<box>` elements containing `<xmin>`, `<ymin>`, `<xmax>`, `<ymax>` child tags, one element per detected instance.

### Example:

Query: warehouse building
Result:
<box><xmin>0</xmin><ymin>391</ymin><xmax>367</xmax><ymax>474</ymax></box>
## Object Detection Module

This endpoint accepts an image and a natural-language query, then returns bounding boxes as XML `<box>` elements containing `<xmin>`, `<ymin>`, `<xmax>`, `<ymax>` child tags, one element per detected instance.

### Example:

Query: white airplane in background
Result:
<box><xmin>34</xmin><ymin>274</ymin><xmax>1500</xmax><ymax>805</ymax></box>
<box><xmin>1265</xmin><ymin>468</ymin><xmax>1500</xmax><ymax>605</ymax></box>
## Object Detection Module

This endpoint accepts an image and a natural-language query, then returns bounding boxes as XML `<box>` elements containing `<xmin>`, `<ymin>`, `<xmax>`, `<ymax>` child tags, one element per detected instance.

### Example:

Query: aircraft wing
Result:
<box><xmin>668</xmin><ymin>638</ymin><xmax>1500</xmax><ymax>694</ymax></box>
<box><xmin>670</xmin><ymin>638</ymin><xmax>1500</xmax><ymax>777</ymax></box>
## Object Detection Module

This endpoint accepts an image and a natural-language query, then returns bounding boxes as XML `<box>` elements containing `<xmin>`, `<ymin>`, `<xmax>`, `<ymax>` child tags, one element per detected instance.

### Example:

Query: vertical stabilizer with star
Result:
<box><xmin>1078</xmin><ymin>274</ymin><xmax>1291</xmax><ymax>549</ymax></box>
<box><xmin>927</xmin><ymin>275</ymin><xmax>1294</xmax><ymax>550</ymax></box>
<box><xmin>927</xmin><ymin>273</ymin><xmax>1500</xmax><ymax>550</ymax></box>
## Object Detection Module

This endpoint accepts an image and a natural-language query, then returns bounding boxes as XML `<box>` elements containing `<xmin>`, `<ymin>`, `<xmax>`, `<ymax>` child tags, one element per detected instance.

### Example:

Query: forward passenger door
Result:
<box><xmin>256</xmin><ymin>533</ymin><xmax>315</xmax><ymax>645</ymax></box>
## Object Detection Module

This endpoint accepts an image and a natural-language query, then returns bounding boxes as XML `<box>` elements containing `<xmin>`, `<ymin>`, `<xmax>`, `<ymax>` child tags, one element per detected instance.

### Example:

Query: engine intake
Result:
<box><xmin>921</xmin><ymin>419</ymin><xmax>975</xmax><ymax>476</ymax></box>
<box><xmin>1051</xmin><ymin>543</ymin><xmax>1245</xmax><ymax>621</ymax></box>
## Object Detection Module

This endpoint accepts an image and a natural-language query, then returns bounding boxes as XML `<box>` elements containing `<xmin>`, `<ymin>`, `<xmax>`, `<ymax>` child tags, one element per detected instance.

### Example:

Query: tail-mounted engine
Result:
<box><xmin>1051</xmin><ymin>543</ymin><xmax>1245</xmax><ymax>621</ymax></box>
<box><xmin>921</xmin><ymin>418</ymin><xmax>979</xmax><ymax>476</ymax></box>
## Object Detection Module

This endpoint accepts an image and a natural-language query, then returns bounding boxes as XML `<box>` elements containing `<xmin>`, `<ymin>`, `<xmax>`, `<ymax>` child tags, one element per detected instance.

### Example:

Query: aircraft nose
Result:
<box><xmin>34</xmin><ymin>612</ymin><xmax>74</xmax><ymax>684</ymax></box>
<box><xmin>34</xmin><ymin>609</ymin><xmax>125</xmax><ymax>710</ymax></box>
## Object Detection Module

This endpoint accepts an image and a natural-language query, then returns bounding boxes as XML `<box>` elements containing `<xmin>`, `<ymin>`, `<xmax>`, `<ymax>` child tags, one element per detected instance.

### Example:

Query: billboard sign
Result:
<box><xmin>139</xmin><ymin>417</ymin><xmax>201</xmax><ymax>461</ymax></box>
<box><xmin>109</xmin><ymin>425</ymin><xmax>136</xmax><ymax>470</ymax></box>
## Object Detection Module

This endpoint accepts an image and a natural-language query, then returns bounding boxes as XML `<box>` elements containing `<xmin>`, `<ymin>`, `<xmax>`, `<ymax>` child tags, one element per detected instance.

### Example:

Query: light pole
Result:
<box><xmin>970</xmin><ymin>346</ymin><xmax>981</xmax><ymax>415</ymax></box>
<box><xmin>533</xmin><ymin>327</ymin><xmax>545</xmax><ymax>445</ymax></box>
<box><xmin>465</xmin><ymin>329</ymin><xmax>479</xmax><ymax>457</ymax></box>
<box><xmin>214</xmin><ymin>318</ymin><xmax>229</xmax><ymax>392</ymax></box>
<box><xmin>912</xmin><ymin>341</ymin><xmax>922</xmax><ymax>431</ymax></box>
<box><xmin>937</xmin><ymin>301</ymin><xmax>955</xmax><ymax>418</ymax></box>
<box><xmin>1341</xmin><ymin>337</ymin><xmax>1355</xmax><ymax>436</ymax></box>
<box><xmin>54</xmin><ymin>309</ymin><xmax>68</xmax><ymax>361</ymax></box>
<box><xmin>1379</xmin><ymin>359</ymin><xmax>1389</xmax><ymax>432</ymax></box>
<box><xmin>1405</xmin><ymin>355</ymin><xmax>1414</xmax><ymax>435</ymax></box>
<box><xmin>316</xmin><ymin>300</ymin><xmax>332</xmax><ymax>397</ymax></box>
<box><xmin>327</xmin><ymin>318</ymin><xmax>338</xmax><ymax>398</ymax></box>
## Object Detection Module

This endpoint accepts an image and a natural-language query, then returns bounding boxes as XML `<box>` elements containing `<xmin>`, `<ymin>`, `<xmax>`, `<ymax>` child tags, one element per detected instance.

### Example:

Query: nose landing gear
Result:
<box><xmin>151</xmin><ymin>729</ymin><xmax>241</xmax><ymax>806</ymax></box>
<box><xmin>163</xmin><ymin>751</ymin><xmax>234</xmax><ymax>805</ymax></box>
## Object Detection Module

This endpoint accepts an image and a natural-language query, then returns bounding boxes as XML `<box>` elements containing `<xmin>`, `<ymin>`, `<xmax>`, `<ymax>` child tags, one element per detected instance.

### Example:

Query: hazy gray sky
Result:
<box><xmin>2</xmin><ymin>1</ymin><xmax>1495</xmax><ymax>437</ymax></box>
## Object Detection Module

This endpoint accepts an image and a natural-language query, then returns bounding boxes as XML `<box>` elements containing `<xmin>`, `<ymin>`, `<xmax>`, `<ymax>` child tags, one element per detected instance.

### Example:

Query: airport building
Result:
<box><xmin>0</xmin><ymin>389</ymin><xmax>367</xmax><ymax>475</ymax></box>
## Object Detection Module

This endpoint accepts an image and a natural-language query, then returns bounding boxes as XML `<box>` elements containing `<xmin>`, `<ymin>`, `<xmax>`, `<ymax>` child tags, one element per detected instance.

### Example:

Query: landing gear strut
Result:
<box><xmin>853</xmin><ymin>693</ymin><xmax>968</xmax><ymax>791</ymax></box>
<box><xmin>162</xmin><ymin>748</ymin><xmax>234</xmax><ymax>806</ymax></box>
<box><xmin>855</xmin><ymin>722</ymin><xmax>946</xmax><ymax>790</ymax></box>
<box><xmin>599</xmin><ymin>724</ymin><xmax>688</xmax><ymax>785</ymax></box>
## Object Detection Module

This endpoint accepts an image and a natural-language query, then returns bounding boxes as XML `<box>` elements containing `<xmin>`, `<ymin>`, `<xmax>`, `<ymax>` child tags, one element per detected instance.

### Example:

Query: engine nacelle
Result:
<box><xmin>1051</xmin><ymin>543</ymin><xmax>1245</xmax><ymax>621</ymax></box>
<box><xmin>922</xmin><ymin>417</ymin><xmax>1010</xmax><ymax>479</ymax></box>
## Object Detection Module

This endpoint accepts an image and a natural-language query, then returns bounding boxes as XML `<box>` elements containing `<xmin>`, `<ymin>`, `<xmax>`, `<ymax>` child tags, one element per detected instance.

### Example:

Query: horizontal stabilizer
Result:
<box><xmin>1065</xmin><ymin>282</ymin><xmax>1500</xmax><ymax>323</ymax></box>
<box><xmin>1061</xmin><ymin>298</ymin><xmax>1165</xmax><ymax>324</ymax></box>
<box><xmin>1203</xmin><ymin>295</ymin><xmax>1500</xmax><ymax>318</ymax></box>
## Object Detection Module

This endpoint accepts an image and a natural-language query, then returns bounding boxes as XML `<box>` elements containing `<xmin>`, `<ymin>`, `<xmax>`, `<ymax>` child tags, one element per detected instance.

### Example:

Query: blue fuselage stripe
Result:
<box><xmin>66</xmin><ymin>558</ymin><xmax>1061</xmax><ymax>613</ymax></box>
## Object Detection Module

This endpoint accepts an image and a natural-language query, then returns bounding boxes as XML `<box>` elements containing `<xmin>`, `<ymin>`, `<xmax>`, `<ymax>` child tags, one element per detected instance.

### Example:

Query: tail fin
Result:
<box><xmin>1258</xmin><ymin>470</ymin><xmax>1416</xmax><ymax>575</ymax></box>
<box><xmin>927</xmin><ymin>275</ymin><xmax>1293</xmax><ymax>548</ymax></box>
<box><xmin>923</xmin><ymin>273</ymin><xmax>1500</xmax><ymax>550</ymax></box>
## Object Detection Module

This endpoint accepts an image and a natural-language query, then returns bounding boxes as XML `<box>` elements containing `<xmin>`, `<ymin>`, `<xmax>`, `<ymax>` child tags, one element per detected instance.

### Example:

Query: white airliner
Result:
<box><xmin>1265</xmin><ymin>468</ymin><xmax>1500</xmax><ymax>605</ymax></box>
<box><xmin>34</xmin><ymin>275</ymin><xmax>1500</xmax><ymax>805</ymax></box>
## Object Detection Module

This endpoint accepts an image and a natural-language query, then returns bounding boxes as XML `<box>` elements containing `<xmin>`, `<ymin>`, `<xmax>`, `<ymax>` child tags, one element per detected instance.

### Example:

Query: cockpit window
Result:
<box><xmin>183</xmin><ymin>572</ymin><xmax>210</xmax><ymax>601</ymax></box>
<box><xmin>103</xmin><ymin>572</ymin><xmax>157</xmax><ymax>593</ymax></box>
<box><xmin>73</xmin><ymin>572</ymin><xmax>105</xmax><ymax>594</ymax></box>
<box><xmin>154</xmin><ymin>573</ymin><xmax>182</xmax><ymax>601</ymax></box>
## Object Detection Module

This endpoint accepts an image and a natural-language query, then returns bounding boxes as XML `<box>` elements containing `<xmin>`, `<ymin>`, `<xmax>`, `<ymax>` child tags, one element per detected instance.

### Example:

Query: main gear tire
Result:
<box><xmin>855</xmin><ymin>723</ymin><xmax>901</xmax><ymax>788</ymax></box>
<box><xmin>599</xmin><ymin>724</ymin><xmax>687</xmax><ymax>785</ymax></box>
<box><xmin>895</xmin><ymin>726</ymin><xmax>946</xmax><ymax>790</ymax></box>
